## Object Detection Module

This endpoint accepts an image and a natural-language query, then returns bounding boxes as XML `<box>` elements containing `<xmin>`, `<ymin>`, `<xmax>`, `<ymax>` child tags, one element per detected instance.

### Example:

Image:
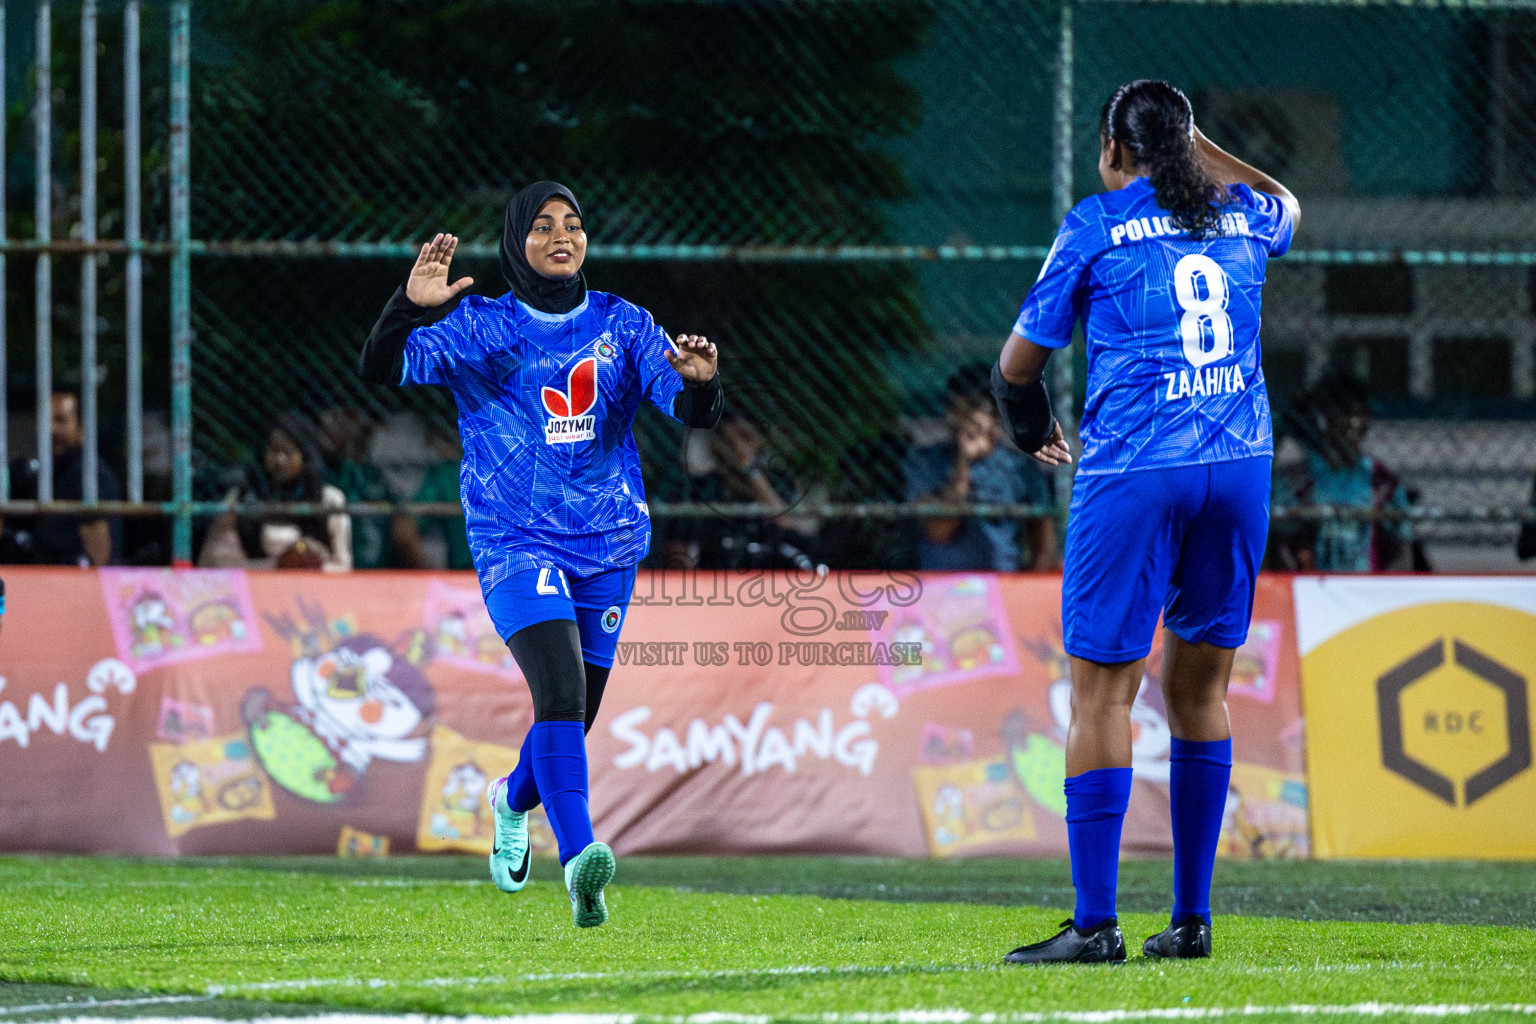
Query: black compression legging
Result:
<box><xmin>506</xmin><ymin>618</ymin><xmax>611</xmax><ymax>731</ymax></box>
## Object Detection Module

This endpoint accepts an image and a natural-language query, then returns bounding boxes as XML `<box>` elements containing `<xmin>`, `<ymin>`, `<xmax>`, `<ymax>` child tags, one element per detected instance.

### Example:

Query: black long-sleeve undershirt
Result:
<box><xmin>357</xmin><ymin>284</ymin><xmax>723</xmax><ymax>429</ymax></box>
<box><xmin>674</xmin><ymin>371</ymin><xmax>724</xmax><ymax>429</ymax></box>
<box><xmin>358</xmin><ymin>285</ymin><xmax>462</xmax><ymax>385</ymax></box>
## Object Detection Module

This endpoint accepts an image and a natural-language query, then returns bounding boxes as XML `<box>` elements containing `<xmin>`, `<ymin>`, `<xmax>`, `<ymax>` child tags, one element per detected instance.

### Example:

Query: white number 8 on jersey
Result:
<box><xmin>1174</xmin><ymin>253</ymin><xmax>1234</xmax><ymax>368</ymax></box>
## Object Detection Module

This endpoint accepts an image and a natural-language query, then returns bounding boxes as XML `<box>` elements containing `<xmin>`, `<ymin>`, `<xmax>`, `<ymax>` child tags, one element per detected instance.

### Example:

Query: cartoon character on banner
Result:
<box><xmin>432</xmin><ymin>761</ymin><xmax>490</xmax><ymax>841</ymax></box>
<box><xmin>1046</xmin><ymin>667</ymin><xmax>1171</xmax><ymax>785</ymax></box>
<box><xmin>157</xmin><ymin>696</ymin><xmax>216</xmax><ymax>744</ymax></box>
<box><xmin>190</xmin><ymin>598</ymin><xmax>245</xmax><ymax>646</ymax></box>
<box><xmin>878</xmin><ymin>576</ymin><xmax>1020</xmax><ymax>696</ymax></box>
<box><xmin>1000</xmin><ymin>708</ymin><xmax>1067</xmax><ymax>818</ymax></box>
<box><xmin>436</xmin><ymin>609</ymin><xmax>470</xmax><ymax>657</ymax></box>
<box><xmin>1019</xmin><ymin>634</ymin><xmax>1172</xmax><ymax>794</ymax></box>
<box><xmin>338</xmin><ymin>825</ymin><xmax>390</xmax><ymax>858</ymax></box>
<box><xmin>104</xmin><ymin>569</ymin><xmax>263</xmax><ymax>674</ymax></box>
<box><xmin>243</xmin><ymin>599</ymin><xmax>436</xmax><ymax>804</ymax></box>
<box><xmin>168</xmin><ymin>760</ymin><xmax>210</xmax><ymax>822</ymax></box>
<box><xmin>918</xmin><ymin>722</ymin><xmax>975</xmax><ymax>765</ymax></box>
<box><xmin>130</xmin><ymin>590</ymin><xmax>179</xmax><ymax>656</ymax></box>
<box><xmin>421</xmin><ymin>582</ymin><xmax>520</xmax><ymax>677</ymax></box>
<box><xmin>151</xmin><ymin>735</ymin><xmax>271</xmax><ymax>835</ymax></box>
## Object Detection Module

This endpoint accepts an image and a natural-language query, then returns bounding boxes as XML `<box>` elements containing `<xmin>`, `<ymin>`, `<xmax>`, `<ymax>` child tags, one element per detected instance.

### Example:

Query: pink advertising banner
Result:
<box><xmin>0</xmin><ymin>568</ymin><xmax>1305</xmax><ymax>859</ymax></box>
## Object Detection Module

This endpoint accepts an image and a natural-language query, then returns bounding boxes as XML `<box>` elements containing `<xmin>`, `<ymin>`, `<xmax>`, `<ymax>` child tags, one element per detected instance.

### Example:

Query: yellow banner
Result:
<box><xmin>1300</xmin><ymin>593</ymin><xmax>1536</xmax><ymax>858</ymax></box>
<box><xmin>148</xmin><ymin>732</ymin><xmax>275</xmax><ymax>838</ymax></box>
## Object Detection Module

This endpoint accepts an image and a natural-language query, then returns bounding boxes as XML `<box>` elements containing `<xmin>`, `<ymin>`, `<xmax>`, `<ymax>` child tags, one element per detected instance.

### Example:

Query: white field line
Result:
<box><xmin>11</xmin><ymin>1004</ymin><xmax>1536</xmax><ymax>1024</ymax></box>
<box><xmin>200</xmin><ymin>958</ymin><xmax>1519</xmax><ymax>995</ymax></box>
<box><xmin>0</xmin><ymin>996</ymin><xmax>211</xmax><ymax>1016</ymax></box>
<box><xmin>1233</xmin><ymin>963</ymin><xmax>1530</xmax><ymax>976</ymax></box>
<box><xmin>5</xmin><ymin>961</ymin><xmax>1512</xmax><ymax>1017</ymax></box>
<box><xmin>206</xmin><ymin>965</ymin><xmax>997</xmax><ymax>995</ymax></box>
<box><xmin>343</xmin><ymin>880</ymin><xmax>483</xmax><ymax>887</ymax></box>
<box><xmin>0</xmin><ymin>879</ymin><xmax>482</xmax><ymax>890</ymax></box>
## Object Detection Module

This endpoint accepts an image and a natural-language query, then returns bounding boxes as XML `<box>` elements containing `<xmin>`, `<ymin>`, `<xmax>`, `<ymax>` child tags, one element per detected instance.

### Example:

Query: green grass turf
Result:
<box><xmin>1</xmin><ymin>856</ymin><xmax>1534</xmax><ymax>1022</ymax></box>
<box><xmin>206</xmin><ymin>853</ymin><xmax>1536</xmax><ymax>927</ymax></box>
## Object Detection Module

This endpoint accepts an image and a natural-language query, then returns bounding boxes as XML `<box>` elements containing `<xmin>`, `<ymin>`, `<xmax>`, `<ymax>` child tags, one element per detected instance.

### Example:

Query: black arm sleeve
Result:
<box><xmin>358</xmin><ymin>285</ymin><xmax>464</xmax><ymax>385</ymax></box>
<box><xmin>990</xmin><ymin>361</ymin><xmax>1056</xmax><ymax>454</ymax></box>
<box><xmin>672</xmin><ymin>373</ymin><xmax>724</xmax><ymax>429</ymax></box>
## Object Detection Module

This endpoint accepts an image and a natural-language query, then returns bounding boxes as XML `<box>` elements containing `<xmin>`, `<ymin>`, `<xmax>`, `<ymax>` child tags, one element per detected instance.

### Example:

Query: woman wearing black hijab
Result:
<box><xmin>360</xmin><ymin>181</ymin><xmax>722</xmax><ymax>928</ymax></box>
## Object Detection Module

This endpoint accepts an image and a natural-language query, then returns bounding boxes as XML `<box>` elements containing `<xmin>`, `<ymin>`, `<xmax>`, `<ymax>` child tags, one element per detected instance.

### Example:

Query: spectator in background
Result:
<box><xmin>198</xmin><ymin>410</ymin><xmax>352</xmax><ymax>571</ymax></box>
<box><xmin>121</xmin><ymin>411</ymin><xmax>174</xmax><ymax>565</ymax></box>
<box><xmin>369</xmin><ymin>411</ymin><xmax>432</xmax><ymax>521</ymax></box>
<box><xmin>668</xmin><ymin>409</ymin><xmax>822</xmax><ymax>571</ymax></box>
<box><xmin>903</xmin><ymin>366</ymin><xmax>1056</xmax><ymax>571</ymax></box>
<box><xmin>821</xmin><ymin>428</ymin><xmax>918</xmax><ymax>569</ymax></box>
<box><xmin>1272</xmin><ymin>373</ymin><xmax>1415</xmax><ymax>572</ymax></box>
<box><xmin>0</xmin><ymin>384</ymin><xmax>122</xmax><ymax>566</ymax></box>
<box><xmin>1518</xmin><ymin>472</ymin><xmax>1536</xmax><ymax>562</ymax></box>
<box><xmin>394</xmin><ymin>428</ymin><xmax>474</xmax><ymax>571</ymax></box>
<box><xmin>317</xmin><ymin>406</ymin><xmax>396</xmax><ymax>569</ymax></box>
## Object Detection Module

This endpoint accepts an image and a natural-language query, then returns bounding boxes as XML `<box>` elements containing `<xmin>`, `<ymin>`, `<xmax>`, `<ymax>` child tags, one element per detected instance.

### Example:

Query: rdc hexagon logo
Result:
<box><xmin>1376</xmin><ymin>637</ymin><xmax>1532</xmax><ymax>806</ymax></box>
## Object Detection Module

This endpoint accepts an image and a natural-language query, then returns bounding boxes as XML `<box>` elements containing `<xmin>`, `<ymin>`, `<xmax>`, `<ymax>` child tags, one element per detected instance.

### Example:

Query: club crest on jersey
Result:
<box><xmin>595</xmin><ymin>338</ymin><xmax>617</xmax><ymax>361</ymax></box>
<box><xmin>542</xmin><ymin>357</ymin><xmax>597</xmax><ymax>444</ymax></box>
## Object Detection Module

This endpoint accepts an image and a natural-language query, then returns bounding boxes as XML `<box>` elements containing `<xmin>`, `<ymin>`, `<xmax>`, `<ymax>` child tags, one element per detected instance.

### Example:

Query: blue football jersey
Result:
<box><xmin>1014</xmin><ymin>178</ymin><xmax>1294</xmax><ymax>475</ymax></box>
<box><xmin>402</xmin><ymin>290</ymin><xmax>686</xmax><ymax>596</ymax></box>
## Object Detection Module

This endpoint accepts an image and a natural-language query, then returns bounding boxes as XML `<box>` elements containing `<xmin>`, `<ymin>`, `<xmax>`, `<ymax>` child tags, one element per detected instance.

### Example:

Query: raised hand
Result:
<box><xmin>406</xmin><ymin>233</ymin><xmax>475</xmax><ymax>308</ymax></box>
<box><xmin>665</xmin><ymin>334</ymin><xmax>718</xmax><ymax>384</ymax></box>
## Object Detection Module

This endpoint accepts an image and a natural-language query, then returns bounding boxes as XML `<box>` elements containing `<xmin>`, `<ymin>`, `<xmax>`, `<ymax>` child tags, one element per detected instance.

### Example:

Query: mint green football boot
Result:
<box><xmin>563</xmin><ymin>841</ymin><xmax>616</xmax><ymax>928</ymax></box>
<box><xmin>486</xmin><ymin>777</ymin><xmax>531</xmax><ymax>893</ymax></box>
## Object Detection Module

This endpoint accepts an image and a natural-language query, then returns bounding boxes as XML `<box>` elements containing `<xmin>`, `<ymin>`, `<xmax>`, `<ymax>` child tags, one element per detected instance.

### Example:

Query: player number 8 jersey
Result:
<box><xmin>1014</xmin><ymin>177</ymin><xmax>1295</xmax><ymax>476</ymax></box>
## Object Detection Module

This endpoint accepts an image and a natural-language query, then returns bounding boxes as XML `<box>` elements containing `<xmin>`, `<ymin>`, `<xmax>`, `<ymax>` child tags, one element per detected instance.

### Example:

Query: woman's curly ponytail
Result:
<box><xmin>1101</xmin><ymin>80</ymin><xmax>1225</xmax><ymax>237</ymax></box>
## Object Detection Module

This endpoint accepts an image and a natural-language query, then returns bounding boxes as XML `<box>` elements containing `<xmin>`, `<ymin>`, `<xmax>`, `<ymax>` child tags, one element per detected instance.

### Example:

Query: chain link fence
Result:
<box><xmin>4</xmin><ymin>0</ymin><xmax>1536</xmax><ymax>570</ymax></box>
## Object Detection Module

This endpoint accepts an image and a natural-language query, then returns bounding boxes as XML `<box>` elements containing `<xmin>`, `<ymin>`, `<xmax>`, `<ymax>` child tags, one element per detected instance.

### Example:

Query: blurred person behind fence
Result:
<box><xmin>903</xmin><ymin>365</ymin><xmax>1056</xmax><ymax>571</ymax></box>
<box><xmin>1519</xmin><ymin>470</ymin><xmax>1536</xmax><ymax>562</ymax></box>
<box><xmin>820</xmin><ymin>427</ymin><xmax>918</xmax><ymax>570</ymax></box>
<box><xmin>1271</xmin><ymin>373</ymin><xmax>1414</xmax><ymax>573</ymax></box>
<box><xmin>393</xmin><ymin>426</ymin><xmax>474</xmax><ymax>571</ymax></box>
<box><xmin>318</xmin><ymin>406</ymin><xmax>397</xmax><ymax>569</ymax></box>
<box><xmin>121</xmin><ymin>411</ymin><xmax>174</xmax><ymax>565</ymax></box>
<box><xmin>0</xmin><ymin>383</ymin><xmax>122</xmax><ymax>566</ymax></box>
<box><xmin>671</xmin><ymin>409</ymin><xmax>822</xmax><ymax>571</ymax></box>
<box><xmin>197</xmin><ymin>410</ymin><xmax>352</xmax><ymax>572</ymax></box>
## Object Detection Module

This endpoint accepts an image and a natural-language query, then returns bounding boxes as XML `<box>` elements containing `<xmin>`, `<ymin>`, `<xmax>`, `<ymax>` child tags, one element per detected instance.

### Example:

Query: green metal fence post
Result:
<box><xmin>0</xmin><ymin>1</ymin><xmax>7</xmax><ymax>504</ymax></box>
<box><xmin>170</xmin><ymin>0</ymin><xmax>192</xmax><ymax>564</ymax></box>
<box><xmin>34</xmin><ymin>1</ymin><xmax>51</xmax><ymax>504</ymax></box>
<box><xmin>81</xmin><ymin>0</ymin><xmax>99</xmax><ymax>506</ymax></box>
<box><xmin>125</xmin><ymin>0</ymin><xmax>143</xmax><ymax>503</ymax></box>
<box><xmin>1050</xmin><ymin>0</ymin><xmax>1075</xmax><ymax>518</ymax></box>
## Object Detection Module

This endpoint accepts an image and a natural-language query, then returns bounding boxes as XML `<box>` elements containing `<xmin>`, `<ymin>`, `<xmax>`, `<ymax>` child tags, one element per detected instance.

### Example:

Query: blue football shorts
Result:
<box><xmin>1061</xmin><ymin>456</ymin><xmax>1271</xmax><ymax>663</ymax></box>
<box><xmin>483</xmin><ymin>563</ymin><xmax>637</xmax><ymax>668</ymax></box>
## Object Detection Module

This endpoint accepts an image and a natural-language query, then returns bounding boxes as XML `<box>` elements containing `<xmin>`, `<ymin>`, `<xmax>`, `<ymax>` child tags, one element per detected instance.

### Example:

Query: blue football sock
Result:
<box><xmin>1064</xmin><ymin>766</ymin><xmax>1133</xmax><ymax>931</ymax></box>
<box><xmin>529</xmin><ymin>720</ymin><xmax>595</xmax><ymax>865</ymax></box>
<box><xmin>505</xmin><ymin>729</ymin><xmax>541</xmax><ymax>813</ymax></box>
<box><xmin>1170</xmin><ymin>736</ymin><xmax>1232</xmax><ymax>926</ymax></box>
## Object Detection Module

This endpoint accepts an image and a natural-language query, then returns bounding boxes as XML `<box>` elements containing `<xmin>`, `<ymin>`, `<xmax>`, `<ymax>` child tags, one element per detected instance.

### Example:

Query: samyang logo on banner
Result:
<box><xmin>1295</xmin><ymin>577</ymin><xmax>1536</xmax><ymax>859</ymax></box>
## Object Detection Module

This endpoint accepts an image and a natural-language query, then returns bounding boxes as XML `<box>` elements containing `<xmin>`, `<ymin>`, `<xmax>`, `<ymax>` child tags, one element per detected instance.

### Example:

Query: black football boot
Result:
<box><xmin>1142</xmin><ymin>917</ymin><xmax>1212</xmax><ymax>959</ymax></box>
<box><xmin>1004</xmin><ymin>918</ymin><xmax>1127</xmax><ymax>965</ymax></box>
